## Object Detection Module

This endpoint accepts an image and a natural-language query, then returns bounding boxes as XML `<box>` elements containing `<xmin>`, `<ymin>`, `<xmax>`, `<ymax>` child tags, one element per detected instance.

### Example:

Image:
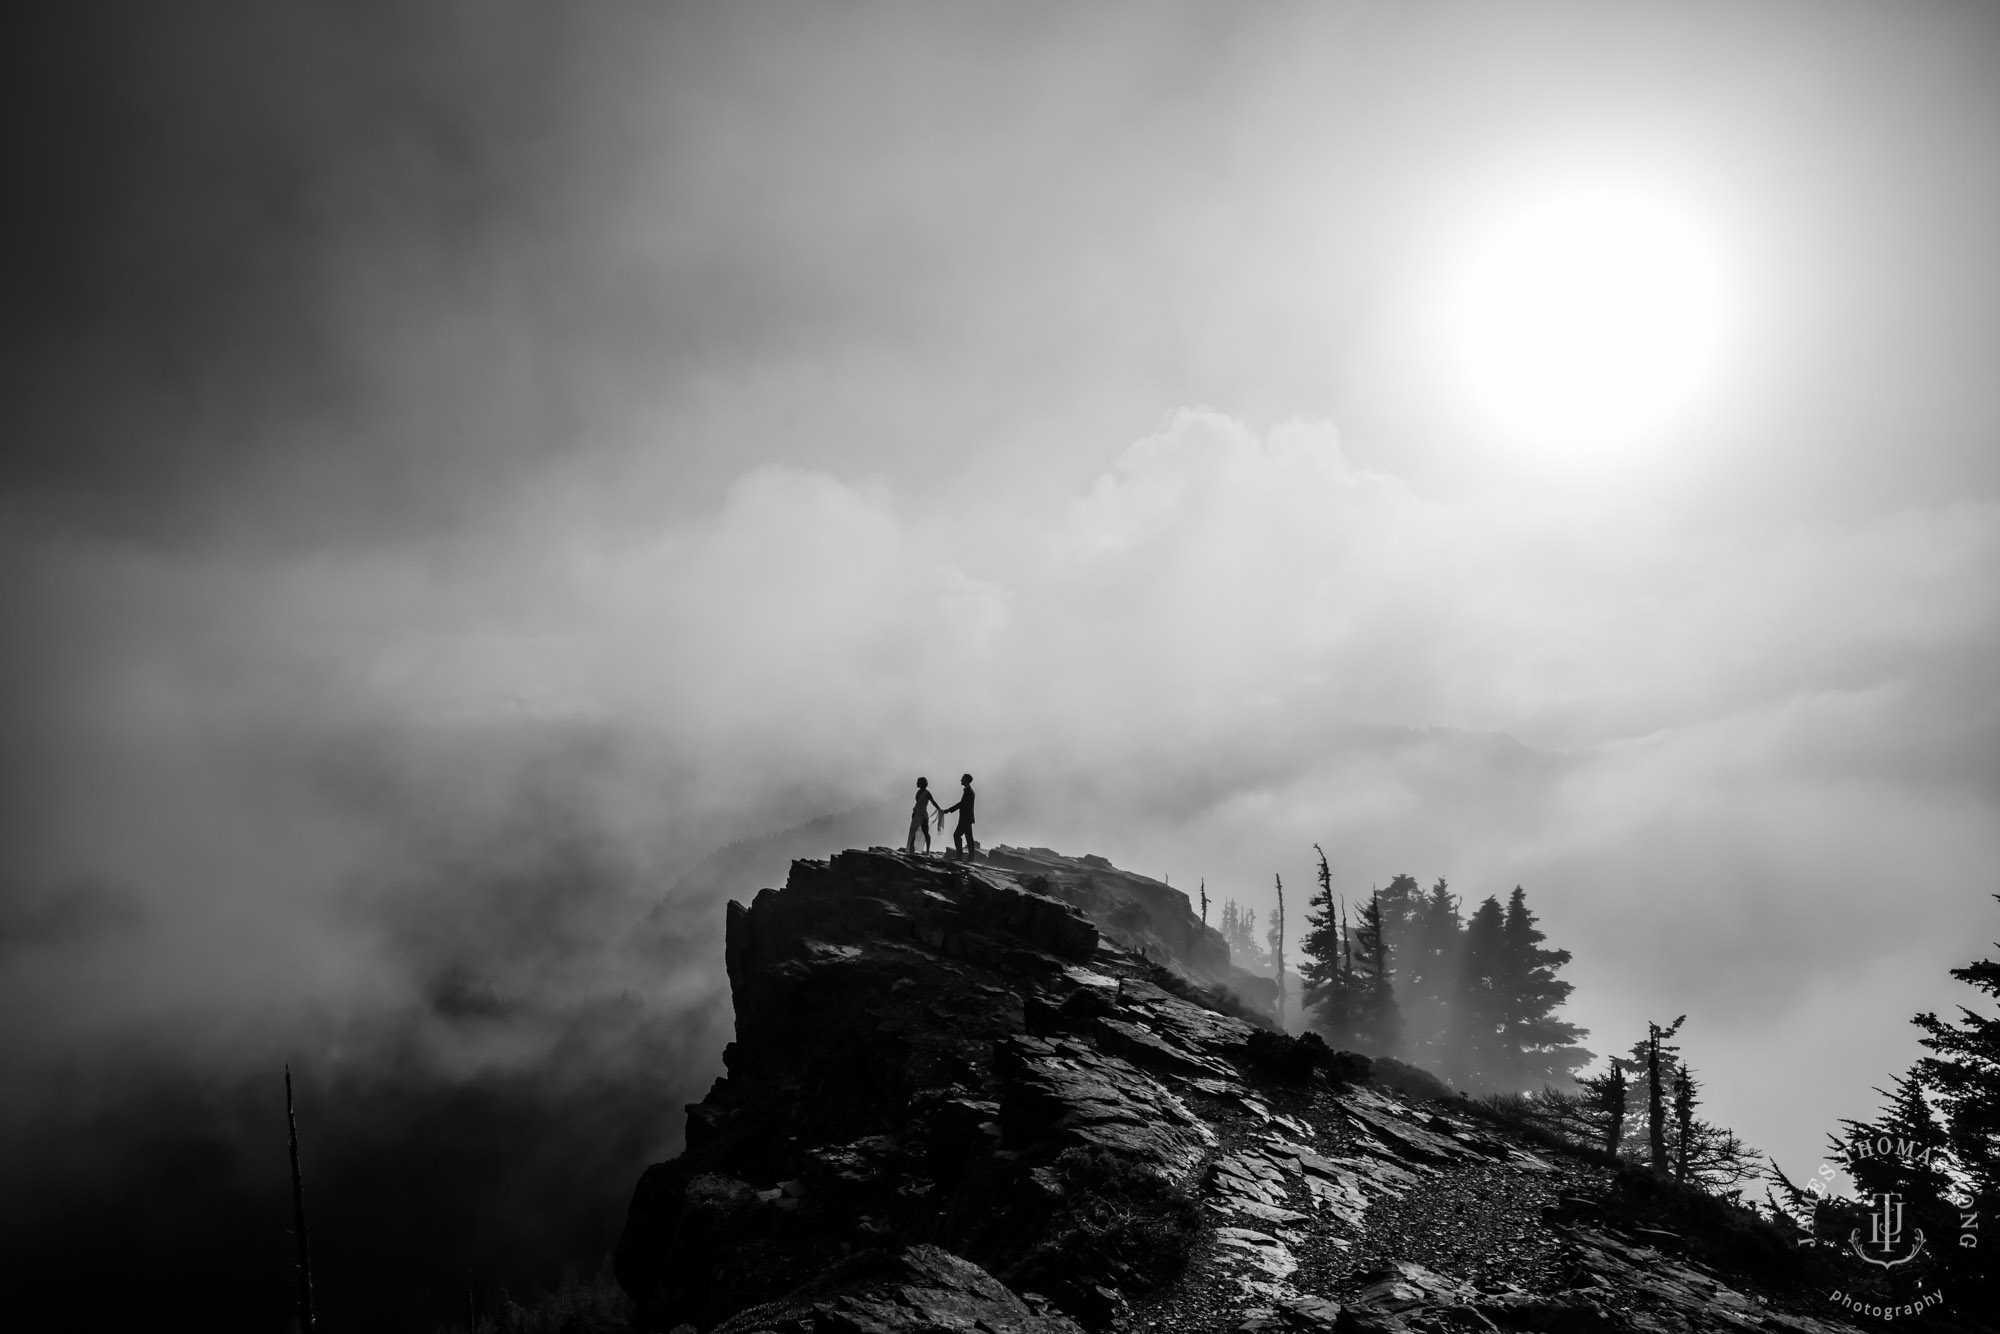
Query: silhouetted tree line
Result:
<box><xmin>1224</xmin><ymin>847</ymin><xmax>1763</xmax><ymax>1197</ymax></box>
<box><xmin>1497</xmin><ymin>891</ymin><xmax>2000</xmax><ymax>1277</ymax></box>
<box><xmin>1767</xmin><ymin>894</ymin><xmax>2000</xmax><ymax>1311</ymax></box>
<box><xmin>1211</xmin><ymin>851</ymin><xmax>2000</xmax><ymax>1273</ymax></box>
<box><xmin>1217</xmin><ymin>898</ymin><xmax>1262</xmax><ymax>971</ymax></box>
<box><xmin>1256</xmin><ymin>845</ymin><xmax>1594</xmax><ymax>1095</ymax></box>
<box><xmin>1521</xmin><ymin>1015</ymin><xmax>1760</xmax><ymax>1193</ymax></box>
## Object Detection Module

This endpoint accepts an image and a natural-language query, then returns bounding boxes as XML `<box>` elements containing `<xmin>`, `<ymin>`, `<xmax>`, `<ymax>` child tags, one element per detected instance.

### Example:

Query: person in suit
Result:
<box><xmin>940</xmin><ymin>773</ymin><xmax>976</xmax><ymax>858</ymax></box>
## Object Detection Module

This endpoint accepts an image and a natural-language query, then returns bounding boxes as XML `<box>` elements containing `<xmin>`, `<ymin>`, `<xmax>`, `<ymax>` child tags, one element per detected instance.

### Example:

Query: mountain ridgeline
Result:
<box><xmin>609</xmin><ymin>844</ymin><xmax>1985</xmax><ymax>1333</ymax></box>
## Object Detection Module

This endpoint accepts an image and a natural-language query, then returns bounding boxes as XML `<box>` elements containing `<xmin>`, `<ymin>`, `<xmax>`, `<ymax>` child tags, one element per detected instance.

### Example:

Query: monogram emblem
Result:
<box><xmin>1847</xmin><ymin>1192</ymin><xmax>1927</xmax><ymax>1269</ymax></box>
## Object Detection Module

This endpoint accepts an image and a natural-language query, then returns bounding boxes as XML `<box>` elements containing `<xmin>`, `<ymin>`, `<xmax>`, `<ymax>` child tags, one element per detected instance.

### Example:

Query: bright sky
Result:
<box><xmin>4</xmin><ymin>1</ymin><xmax>1999</xmax><ymax>1189</ymax></box>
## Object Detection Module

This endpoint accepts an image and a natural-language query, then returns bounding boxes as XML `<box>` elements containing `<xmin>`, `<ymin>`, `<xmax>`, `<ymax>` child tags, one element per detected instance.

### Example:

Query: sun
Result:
<box><xmin>1451</xmin><ymin>182</ymin><xmax>1731</xmax><ymax>460</ymax></box>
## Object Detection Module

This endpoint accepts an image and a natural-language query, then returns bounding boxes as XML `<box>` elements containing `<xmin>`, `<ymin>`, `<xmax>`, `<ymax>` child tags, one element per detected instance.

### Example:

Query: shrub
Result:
<box><xmin>1463</xmin><ymin>1092</ymin><xmax>1623</xmax><ymax>1169</ymax></box>
<box><xmin>1606</xmin><ymin>1164</ymin><xmax>1799</xmax><ymax>1278</ymax></box>
<box><xmin>1370</xmin><ymin>1056</ymin><xmax>1454</xmax><ymax>1103</ymax></box>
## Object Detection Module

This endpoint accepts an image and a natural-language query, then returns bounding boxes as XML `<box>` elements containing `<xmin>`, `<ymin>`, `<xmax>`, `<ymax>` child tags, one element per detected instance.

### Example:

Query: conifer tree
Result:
<box><xmin>1628</xmin><ymin>1016</ymin><xmax>1687</xmax><ymax>1172</ymax></box>
<box><xmin>1454</xmin><ymin>896</ymin><xmax>1508</xmax><ymax>1089</ymax></box>
<box><xmin>1374</xmin><ymin>873</ymin><xmax>1421</xmax><ymax>981</ymax></box>
<box><xmin>1529</xmin><ymin>1059</ymin><xmax>1631</xmax><ymax>1155</ymax></box>
<box><xmin>1399</xmin><ymin>878</ymin><xmax>1462</xmax><ymax>1068</ymax></box>
<box><xmin>1908</xmin><ymin>898</ymin><xmax>2000</xmax><ymax>1309</ymax></box>
<box><xmin>1524</xmin><ymin>1052</ymin><xmax>1757</xmax><ymax>1191</ymax></box>
<box><xmin>1301</xmin><ymin>846</ymin><xmax>1364</xmax><ymax>1049</ymax></box>
<box><xmin>1838</xmin><ymin>1072</ymin><xmax>1955</xmax><ymax>1211</ymax></box>
<box><xmin>1352</xmin><ymin>890</ymin><xmax>1404</xmax><ymax>1056</ymax></box>
<box><xmin>1221</xmin><ymin>899</ymin><xmax>1266</xmax><ymax>972</ymax></box>
<box><xmin>1664</xmin><ymin>1062</ymin><xmax>1759</xmax><ymax>1193</ymax></box>
<box><xmin>1592</xmin><ymin>1061</ymin><xmax>1629</xmax><ymax>1154</ymax></box>
<box><xmin>1496</xmin><ymin>886</ymin><xmax>1592</xmax><ymax>1089</ymax></box>
<box><xmin>1913</xmin><ymin>895</ymin><xmax>2000</xmax><ymax>1222</ymax></box>
<box><xmin>1199</xmin><ymin>878</ymin><xmax>1208</xmax><ymax>928</ymax></box>
<box><xmin>1584</xmin><ymin>1027</ymin><xmax>1759</xmax><ymax>1191</ymax></box>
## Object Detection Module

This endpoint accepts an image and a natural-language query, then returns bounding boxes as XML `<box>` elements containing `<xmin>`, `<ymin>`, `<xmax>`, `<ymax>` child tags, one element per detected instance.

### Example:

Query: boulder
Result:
<box><xmin>812</xmin><ymin>1246</ymin><xmax>1086</xmax><ymax>1334</ymax></box>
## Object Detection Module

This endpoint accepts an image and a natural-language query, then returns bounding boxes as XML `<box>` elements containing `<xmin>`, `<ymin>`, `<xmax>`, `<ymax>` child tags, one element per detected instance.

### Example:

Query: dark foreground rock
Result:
<box><xmin>704</xmin><ymin>1243</ymin><xmax>1086</xmax><ymax>1334</ymax></box>
<box><xmin>617</xmin><ymin>846</ymin><xmax>1984</xmax><ymax>1333</ymax></box>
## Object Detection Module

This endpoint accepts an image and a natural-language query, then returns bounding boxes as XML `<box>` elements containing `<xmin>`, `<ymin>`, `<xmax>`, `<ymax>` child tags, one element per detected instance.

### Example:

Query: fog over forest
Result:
<box><xmin>2</xmin><ymin>4</ymin><xmax>1997</xmax><ymax>1328</ymax></box>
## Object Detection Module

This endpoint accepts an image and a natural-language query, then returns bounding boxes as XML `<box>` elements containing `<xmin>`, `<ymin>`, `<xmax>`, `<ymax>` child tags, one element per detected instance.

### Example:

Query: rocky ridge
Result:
<box><xmin>614</xmin><ymin>846</ymin><xmax>1923</xmax><ymax>1333</ymax></box>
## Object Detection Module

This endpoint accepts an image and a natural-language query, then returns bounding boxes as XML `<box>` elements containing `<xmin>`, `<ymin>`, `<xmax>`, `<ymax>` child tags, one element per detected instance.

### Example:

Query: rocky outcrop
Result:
<box><xmin>711</xmin><ymin>1244</ymin><xmax>1086</xmax><ymax>1334</ymax></box>
<box><xmin>615</xmin><ymin>846</ymin><xmax>1927</xmax><ymax>1334</ymax></box>
<box><xmin>981</xmin><ymin>846</ymin><xmax>1278</xmax><ymax>1010</ymax></box>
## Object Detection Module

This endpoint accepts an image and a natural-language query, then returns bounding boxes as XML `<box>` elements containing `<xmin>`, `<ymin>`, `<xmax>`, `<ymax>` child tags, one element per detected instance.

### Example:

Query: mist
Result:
<box><xmin>4</xmin><ymin>3</ymin><xmax>1998</xmax><ymax>1328</ymax></box>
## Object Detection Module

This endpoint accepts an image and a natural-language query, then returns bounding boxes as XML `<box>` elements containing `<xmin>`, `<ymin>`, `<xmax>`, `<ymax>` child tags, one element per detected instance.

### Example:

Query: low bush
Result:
<box><xmin>1462</xmin><ymin>1092</ymin><xmax>1624</xmax><ymax>1169</ymax></box>
<box><xmin>1369</xmin><ymin>1056</ymin><xmax>1455</xmax><ymax>1104</ymax></box>
<box><xmin>1606</xmin><ymin>1164</ymin><xmax>1800</xmax><ymax>1278</ymax></box>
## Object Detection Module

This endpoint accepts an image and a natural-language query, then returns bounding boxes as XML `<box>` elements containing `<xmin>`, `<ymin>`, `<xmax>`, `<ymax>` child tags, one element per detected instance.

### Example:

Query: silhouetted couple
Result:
<box><xmin>906</xmin><ymin>774</ymin><xmax>975</xmax><ymax>858</ymax></box>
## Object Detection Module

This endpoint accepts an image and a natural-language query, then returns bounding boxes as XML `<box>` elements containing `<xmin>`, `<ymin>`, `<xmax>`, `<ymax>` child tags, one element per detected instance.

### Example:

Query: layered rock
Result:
<box><xmin>615</xmin><ymin>846</ymin><xmax>1916</xmax><ymax>1334</ymax></box>
<box><xmin>982</xmin><ymin>845</ymin><xmax>1277</xmax><ymax>1011</ymax></box>
<box><xmin>616</xmin><ymin>847</ymin><xmax>1258</xmax><ymax>1329</ymax></box>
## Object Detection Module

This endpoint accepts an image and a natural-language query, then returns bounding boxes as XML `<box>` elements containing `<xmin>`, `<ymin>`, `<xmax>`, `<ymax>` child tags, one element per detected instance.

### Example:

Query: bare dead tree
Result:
<box><xmin>1340</xmin><ymin>895</ymin><xmax>1352</xmax><ymax>985</ymax></box>
<box><xmin>1641</xmin><ymin>1015</ymin><xmax>1687</xmax><ymax>1173</ymax></box>
<box><xmin>285</xmin><ymin>1064</ymin><xmax>317</xmax><ymax>1333</ymax></box>
<box><xmin>1673</xmin><ymin>1065</ymin><xmax>1694</xmax><ymax>1182</ymax></box>
<box><xmin>1601</xmin><ymin>1061</ymin><xmax>1629</xmax><ymax>1154</ymax></box>
<box><xmin>1272</xmin><ymin>873</ymin><xmax>1287</xmax><ymax>1028</ymax></box>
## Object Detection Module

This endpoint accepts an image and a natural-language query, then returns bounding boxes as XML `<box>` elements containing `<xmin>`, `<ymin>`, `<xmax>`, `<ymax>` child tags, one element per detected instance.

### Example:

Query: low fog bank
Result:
<box><xmin>0</xmin><ymin>685</ymin><xmax>741</xmax><ymax>1328</ymax></box>
<box><xmin>5</xmin><ymin>416</ymin><xmax>1995</xmax><ymax>1290</ymax></box>
<box><xmin>0</xmin><ymin>1016</ymin><xmax>709</xmax><ymax>1328</ymax></box>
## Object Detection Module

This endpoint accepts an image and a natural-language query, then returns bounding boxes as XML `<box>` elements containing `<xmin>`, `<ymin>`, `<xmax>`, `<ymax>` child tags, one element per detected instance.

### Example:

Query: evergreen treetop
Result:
<box><xmin>1908</xmin><ymin>895</ymin><xmax>2000</xmax><ymax>1310</ymax></box>
<box><xmin>1912</xmin><ymin>897</ymin><xmax>2000</xmax><ymax>1208</ymax></box>
<box><xmin>1497</xmin><ymin>885</ymin><xmax>1592</xmax><ymax>1089</ymax></box>
<box><xmin>1351</xmin><ymin>890</ymin><xmax>1404</xmax><ymax>1056</ymax></box>
<box><xmin>1454</xmin><ymin>895</ymin><xmax>1508</xmax><ymax>1089</ymax></box>
<box><xmin>1398</xmin><ymin>878</ymin><xmax>1463</xmax><ymax>1069</ymax></box>
<box><xmin>1299</xmin><ymin>846</ymin><xmax>1342</xmax><ymax>1011</ymax></box>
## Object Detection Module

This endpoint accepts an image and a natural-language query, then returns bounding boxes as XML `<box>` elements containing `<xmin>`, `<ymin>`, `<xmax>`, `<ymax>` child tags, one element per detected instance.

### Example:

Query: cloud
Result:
<box><xmin>5</xmin><ymin>397</ymin><xmax>1993</xmax><ymax>1237</ymax></box>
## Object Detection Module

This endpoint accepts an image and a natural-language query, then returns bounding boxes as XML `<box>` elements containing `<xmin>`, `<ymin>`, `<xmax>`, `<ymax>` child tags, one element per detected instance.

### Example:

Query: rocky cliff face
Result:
<box><xmin>614</xmin><ymin>846</ymin><xmax>1928</xmax><ymax>1334</ymax></box>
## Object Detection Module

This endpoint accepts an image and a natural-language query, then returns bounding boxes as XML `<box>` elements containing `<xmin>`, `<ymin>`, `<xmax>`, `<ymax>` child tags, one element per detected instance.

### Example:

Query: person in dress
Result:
<box><xmin>905</xmin><ymin>777</ymin><xmax>944</xmax><ymax>854</ymax></box>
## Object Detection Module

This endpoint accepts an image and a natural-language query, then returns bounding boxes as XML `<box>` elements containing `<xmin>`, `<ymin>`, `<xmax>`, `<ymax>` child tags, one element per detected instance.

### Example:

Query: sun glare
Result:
<box><xmin>1451</xmin><ymin>181</ymin><xmax>1731</xmax><ymax>462</ymax></box>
